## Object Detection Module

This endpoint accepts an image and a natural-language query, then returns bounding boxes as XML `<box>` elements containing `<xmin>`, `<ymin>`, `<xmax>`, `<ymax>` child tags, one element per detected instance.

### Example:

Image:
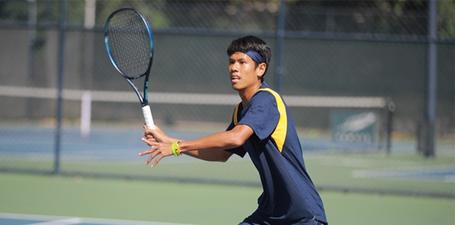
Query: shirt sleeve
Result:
<box><xmin>238</xmin><ymin>91</ymin><xmax>279</xmax><ymax>141</ymax></box>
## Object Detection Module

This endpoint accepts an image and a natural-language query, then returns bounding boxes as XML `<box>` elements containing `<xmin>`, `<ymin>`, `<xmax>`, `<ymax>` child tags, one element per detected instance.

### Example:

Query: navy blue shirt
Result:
<box><xmin>227</xmin><ymin>83</ymin><xmax>327</xmax><ymax>225</ymax></box>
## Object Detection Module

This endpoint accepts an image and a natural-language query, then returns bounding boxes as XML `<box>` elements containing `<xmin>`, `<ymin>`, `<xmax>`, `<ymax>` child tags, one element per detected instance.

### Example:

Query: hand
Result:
<box><xmin>138</xmin><ymin>139</ymin><xmax>173</xmax><ymax>167</ymax></box>
<box><xmin>141</xmin><ymin>125</ymin><xmax>178</xmax><ymax>167</ymax></box>
<box><xmin>143</xmin><ymin>125</ymin><xmax>173</xmax><ymax>144</ymax></box>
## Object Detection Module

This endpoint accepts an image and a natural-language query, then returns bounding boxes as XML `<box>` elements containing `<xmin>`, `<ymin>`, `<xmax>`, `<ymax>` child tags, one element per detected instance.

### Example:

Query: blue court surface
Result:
<box><xmin>0</xmin><ymin>213</ymin><xmax>193</xmax><ymax>225</ymax></box>
<box><xmin>0</xmin><ymin>126</ymin><xmax>403</xmax><ymax>161</ymax></box>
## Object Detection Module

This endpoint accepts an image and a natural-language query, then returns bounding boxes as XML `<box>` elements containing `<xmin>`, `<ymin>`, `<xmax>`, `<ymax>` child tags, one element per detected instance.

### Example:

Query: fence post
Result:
<box><xmin>274</xmin><ymin>0</ymin><xmax>286</xmax><ymax>92</ymax></box>
<box><xmin>423</xmin><ymin>0</ymin><xmax>438</xmax><ymax>158</ymax></box>
<box><xmin>54</xmin><ymin>0</ymin><xmax>67</xmax><ymax>174</ymax></box>
<box><xmin>26</xmin><ymin>0</ymin><xmax>37</xmax><ymax>118</ymax></box>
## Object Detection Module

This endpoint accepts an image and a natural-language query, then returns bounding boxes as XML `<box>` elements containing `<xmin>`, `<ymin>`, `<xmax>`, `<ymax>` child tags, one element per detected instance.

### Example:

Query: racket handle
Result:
<box><xmin>142</xmin><ymin>105</ymin><xmax>156</xmax><ymax>129</ymax></box>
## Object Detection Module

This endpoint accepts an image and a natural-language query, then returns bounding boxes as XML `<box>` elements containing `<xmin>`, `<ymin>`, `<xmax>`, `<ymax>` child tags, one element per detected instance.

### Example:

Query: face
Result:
<box><xmin>228</xmin><ymin>52</ymin><xmax>266</xmax><ymax>91</ymax></box>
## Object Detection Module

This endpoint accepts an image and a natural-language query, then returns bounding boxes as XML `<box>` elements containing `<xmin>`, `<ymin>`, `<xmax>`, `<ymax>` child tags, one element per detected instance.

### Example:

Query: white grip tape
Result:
<box><xmin>142</xmin><ymin>105</ymin><xmax>156</xmax><ymax>129</ymax></box>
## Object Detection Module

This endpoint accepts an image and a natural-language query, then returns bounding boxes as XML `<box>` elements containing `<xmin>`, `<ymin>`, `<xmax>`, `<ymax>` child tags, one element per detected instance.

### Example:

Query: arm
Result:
<box><xmin>184</xmin><ymin>149</ymin><xmax>233</xmax><ymax>162</ymax></box>
<box><xmin>140</xmin><ymin>125</ymin><xmax>253</xmax><ymax>166</ymax></box>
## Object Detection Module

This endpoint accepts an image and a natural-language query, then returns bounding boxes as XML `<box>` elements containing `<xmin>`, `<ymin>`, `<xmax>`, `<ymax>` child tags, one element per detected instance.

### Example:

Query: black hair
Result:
<box><xmin>227</xmin><ymin>35</ymin><xmax>272</xmax><ymax>77</ymax></box>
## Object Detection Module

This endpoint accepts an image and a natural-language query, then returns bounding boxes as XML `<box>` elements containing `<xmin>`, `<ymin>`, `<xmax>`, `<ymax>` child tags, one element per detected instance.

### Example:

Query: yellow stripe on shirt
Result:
<box><xmin>231</xmin><ymin>88</ymin><xmax>287</xmax><ymax>152</ymax></box>
<box><xmin>258</xmin><ymin>88</ymin><xmax>287</xmax><ymax>152</ymax></box>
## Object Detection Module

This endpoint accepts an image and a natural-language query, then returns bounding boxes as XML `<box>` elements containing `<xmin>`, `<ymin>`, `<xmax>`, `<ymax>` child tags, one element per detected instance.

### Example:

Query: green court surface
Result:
<box><xmin>1</xmin><ymin>151</ymin><xmax>454</xmax><ymax>196</ymax></box>
<box><xmin>1</xmin><ymin>139</ymin><xmax>454</xmax><ymax>225</ymax></box>
<box><xmin>0</xmin><ymin>154</ymin><xmax>455</xmax><ymax>225</ymax></box>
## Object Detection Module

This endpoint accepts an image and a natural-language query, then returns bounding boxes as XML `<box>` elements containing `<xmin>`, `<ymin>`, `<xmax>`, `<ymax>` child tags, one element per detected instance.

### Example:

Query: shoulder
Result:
<box><xmin>251</xmin><ymin>88</ymin><xmax>283</xmax><ymax>106</ymax></box>
<box><xmin>252</xmin><ymin>89</ymin><xmax>276</xmax><ymax>102</ymax></box>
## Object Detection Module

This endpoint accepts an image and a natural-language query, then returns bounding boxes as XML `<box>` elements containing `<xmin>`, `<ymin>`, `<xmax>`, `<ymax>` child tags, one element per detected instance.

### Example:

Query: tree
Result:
<box><xmin>438</xmin><ymin>0</ymin><xmax>455</xmax><ymax>39</ymax></box>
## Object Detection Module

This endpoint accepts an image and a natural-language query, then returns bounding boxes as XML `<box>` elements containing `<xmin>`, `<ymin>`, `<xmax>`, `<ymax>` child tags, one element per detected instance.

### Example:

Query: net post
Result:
<box><xmin>84</xmin><ymin>0</ymin><xmax>96</xmax><ymax>29</ymax></box>
<box><xmin>80</xmin><ymin>91</ymin><xmax>92</xmax><ymax>138</ymax></box>
<box><xmin>385</xmin><ymin>99</ymin><xmax>395</xmax><ymax>155</ymax></box>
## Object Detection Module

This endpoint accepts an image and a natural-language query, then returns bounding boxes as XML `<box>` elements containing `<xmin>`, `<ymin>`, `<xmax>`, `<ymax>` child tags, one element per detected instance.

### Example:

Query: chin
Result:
<box><xmin>231</xmin><ymin>83</ymin><xmax>243</xmax><ymax>91</ymax></box>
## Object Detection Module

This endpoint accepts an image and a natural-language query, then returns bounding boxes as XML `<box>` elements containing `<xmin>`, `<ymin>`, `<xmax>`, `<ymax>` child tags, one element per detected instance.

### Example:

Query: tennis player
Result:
<box><xmin>140</xmin><ymin>35</ymin><xmax>328</xmax><ymax>225</ymax></box>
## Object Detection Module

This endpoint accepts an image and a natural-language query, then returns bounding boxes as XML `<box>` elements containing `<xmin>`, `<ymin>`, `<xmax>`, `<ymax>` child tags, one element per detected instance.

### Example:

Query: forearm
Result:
<box><xmin>178</xmin><ymin>126</ymin><xmax>250</xmax><ymax>161</ymax></box>
<box><xmin>178</xmin><ymin>130</ymin><xmax>242</xmax><ymax>153</ymax></box>
<box><xmin>183</xmin><ymin>149</ymin><xmax>231</xmax><ymax>162</ymax></box>
<box><xmin>142</xmin><ymin>125</ymin><xmax>251</xmax><ymax>165</ymax></box>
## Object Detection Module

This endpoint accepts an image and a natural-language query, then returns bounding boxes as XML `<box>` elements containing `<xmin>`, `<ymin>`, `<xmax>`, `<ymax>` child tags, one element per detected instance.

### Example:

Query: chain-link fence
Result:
<box><xmin>0</xmin><ymin>0</ymin><xmax>454</xmax><ymax>196</ymax></box>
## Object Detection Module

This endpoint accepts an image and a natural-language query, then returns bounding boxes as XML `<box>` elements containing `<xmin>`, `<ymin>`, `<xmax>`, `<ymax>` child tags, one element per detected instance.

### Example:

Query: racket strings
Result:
<box><xmin>107</xmin><ymin>10</ymin><xmax>152</xmax><ymax>78</ymax></box>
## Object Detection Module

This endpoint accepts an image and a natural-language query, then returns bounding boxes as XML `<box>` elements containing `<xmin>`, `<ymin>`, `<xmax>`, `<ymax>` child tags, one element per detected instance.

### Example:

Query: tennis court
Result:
<box><xmin>1</xmin><ymin>1</ymin><xmax>455</xmax><ymax>225</ymax></box>
<box><xmin>1</xmin><ymin>171</ymin><xmax>454</xmax><ymax>225</ymax></box>
<box><xmin>1</xmin><ymin>125</ymin><xmax>454</xmax><ymax>195</ymax></box>
<box><xmin>1</xmin><ymin>127</ymin><xmax>454</xmax><ymax>225</ymax></box>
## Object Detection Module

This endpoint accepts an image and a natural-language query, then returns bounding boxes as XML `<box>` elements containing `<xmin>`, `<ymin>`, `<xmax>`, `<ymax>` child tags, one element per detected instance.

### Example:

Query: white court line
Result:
<box><xmin>28</xmin><ymin>218</ymin><xmax>82</xmax><ymax>225</ymax></box>
<box><xmin>352</xmin><ymin>166</ymin><xmax>455</xmax><ymax>183</ymax></box>
<box><xmin>0</xmin><ymin>212</ymin><xmax>195</xmax><ymax>225</ymax></box>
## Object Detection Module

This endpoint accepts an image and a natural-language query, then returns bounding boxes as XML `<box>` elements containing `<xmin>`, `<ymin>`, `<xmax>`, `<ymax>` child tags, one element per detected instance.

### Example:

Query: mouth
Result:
<box><xmin>230</xmin><ymin>75</ymin><xmax>240</xmax><ymax>83</ymax></box>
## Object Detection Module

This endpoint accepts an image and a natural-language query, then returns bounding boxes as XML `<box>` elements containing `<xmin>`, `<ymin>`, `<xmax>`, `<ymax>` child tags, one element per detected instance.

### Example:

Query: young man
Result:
<box><xmin>140</xmin><ymin>36</ymin><xmax>328</xmax><ymax>225</ymax></box>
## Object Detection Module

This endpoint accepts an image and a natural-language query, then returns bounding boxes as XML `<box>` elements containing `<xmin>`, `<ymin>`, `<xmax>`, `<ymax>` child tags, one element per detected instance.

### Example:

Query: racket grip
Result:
<box><xmin>142</xmin><ymin>105</ymin><xmax>156</xmax><ymax>129</ymax></box>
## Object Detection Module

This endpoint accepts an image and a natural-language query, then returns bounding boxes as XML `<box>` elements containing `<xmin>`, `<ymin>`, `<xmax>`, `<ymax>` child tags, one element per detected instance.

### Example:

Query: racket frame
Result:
<box><xmin>104</xmin><ymin>8</ymin><xmax>156</xmax><ymax>128</ymax></box>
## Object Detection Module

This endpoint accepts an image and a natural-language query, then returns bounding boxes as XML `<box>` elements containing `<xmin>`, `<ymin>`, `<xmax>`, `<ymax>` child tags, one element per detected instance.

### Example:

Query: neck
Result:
<box><xmin>239</xmin><ymin>82</ymin><xmax>262</xmax><ymax>104</ymax></box>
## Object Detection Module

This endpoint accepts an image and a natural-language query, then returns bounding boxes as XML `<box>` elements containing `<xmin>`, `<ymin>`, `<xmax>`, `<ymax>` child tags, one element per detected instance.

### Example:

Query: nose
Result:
<box><xmin>229</xmin><ymin>62</ymin><xmax>239</xmax><ymax>73</ymax></box>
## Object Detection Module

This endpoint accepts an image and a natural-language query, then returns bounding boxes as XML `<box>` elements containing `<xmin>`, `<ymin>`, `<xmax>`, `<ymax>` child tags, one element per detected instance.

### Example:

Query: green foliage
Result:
<box><xmin>439</xmin><ymin>0</ymin><xmax>455</xmax><ymax>38</ymax></box>
<box><xmin>0</xmin><ymin>0</ymin><xmax>28</xmax><ymax>21</ymax></box>
<box><xmin>96</xmin><ymin>0</ymin><xmax>170</xmax><ymax>28</ymax></box>
<box><xmin>0</xmin><ymin>0</ymin><xmax>454</xmax><ymax>37</ymax></box>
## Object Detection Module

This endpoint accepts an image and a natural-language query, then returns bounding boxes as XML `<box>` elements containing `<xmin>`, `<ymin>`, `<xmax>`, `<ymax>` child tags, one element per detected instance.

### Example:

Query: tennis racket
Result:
<box><xmin>104</xmin><ymin>8</ymin><xmax>156</xmax><ymax>129</ymax></box>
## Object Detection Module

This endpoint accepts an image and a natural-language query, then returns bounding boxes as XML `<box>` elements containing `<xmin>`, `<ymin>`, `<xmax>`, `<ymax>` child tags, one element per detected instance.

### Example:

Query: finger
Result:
<box><xmin>144</xmin><ymin>135</ymin><xmax>155</xmax><ymax>142</ymax></box>
<box><xmin>146</xmin><ymin>135</ymin><xmax>157</xmax><ymax>142</ymax></box>
<box><xmin>138</xmin><ymin>147</ymin><xmax>157</xmax><ymax>156</ymax></box>
<box><xmin>144</xmin><ymin>138</ymin><xmax>160</xmax><ymax>147</ymax></box>
<box><xmin>143</xmin><ymin>124</ymin><xmax>152</xmax><ymax>131</ymax></box>
<box><xmin>141</xmin><ymin>137</ymin><xmax>156</xmax><ymax>146</ymax></box>
<box><xmin>146</xmin><ymin>151</ymin><xmax>161</xmax><ymax>165</ymax></box>
<box><xmin>143</xmin><ymin>125</ymin><xmax>153</xmax><ymax>135</ymax></box>
<box><xmin>150</xmin><ymin>154</ymin><xmax>166</xmax><ymax>167</ymax></box>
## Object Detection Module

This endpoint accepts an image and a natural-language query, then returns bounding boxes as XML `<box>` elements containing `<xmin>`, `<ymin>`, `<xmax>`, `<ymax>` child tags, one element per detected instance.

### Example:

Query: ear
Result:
<box><xmin>256</xmin><ymin>63</ymin><xmax>267</xmax><ymax>79</ymax></box>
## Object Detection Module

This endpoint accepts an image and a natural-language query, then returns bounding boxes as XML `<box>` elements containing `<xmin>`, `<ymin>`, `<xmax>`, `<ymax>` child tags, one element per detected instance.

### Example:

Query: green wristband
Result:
<box><xmin>171</xmin><ymin>141</ymin><xmax>181</xmax><ymax>156</ymax></box>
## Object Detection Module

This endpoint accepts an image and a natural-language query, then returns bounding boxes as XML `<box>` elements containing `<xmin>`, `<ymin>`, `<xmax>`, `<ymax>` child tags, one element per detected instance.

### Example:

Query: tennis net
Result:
<box><xmin>0</xmin><ymin>85</ymin><xmax>394</xmax><ymax>151</ymax></box>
